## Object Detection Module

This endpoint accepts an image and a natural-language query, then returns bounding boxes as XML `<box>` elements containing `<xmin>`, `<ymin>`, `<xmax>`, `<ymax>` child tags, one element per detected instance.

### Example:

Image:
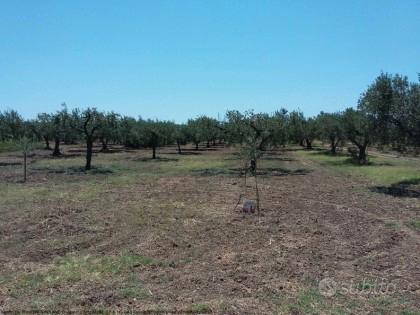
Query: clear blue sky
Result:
<box><xmin>1</xmin><ymin>0</ymin><xmax>419</xmax><ymax>122</ymax></box>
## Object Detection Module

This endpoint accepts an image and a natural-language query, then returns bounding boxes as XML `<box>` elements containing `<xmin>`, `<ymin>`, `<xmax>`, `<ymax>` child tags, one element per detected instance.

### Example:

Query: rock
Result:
<box><xmin>243</xmin><ymin>200</ymin><xmax>257</xmax><ymax>213</ymax></box>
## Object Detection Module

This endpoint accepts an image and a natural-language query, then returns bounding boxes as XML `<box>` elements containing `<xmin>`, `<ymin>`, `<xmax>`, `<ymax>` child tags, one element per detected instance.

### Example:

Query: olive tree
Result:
<box><xmin>173</xmin><ymin>123</ymin><xmax>188</xmax><ymax>154</ymax></box>
<box><xmin>198</xmin><ymin>116</ymin><xmax>220</xmax><ymax>147</ymax></box>
<box><xmin>137</xmin><ymin>119</ymin><xmax>174</xmax><ymax>159</ymax></box>
<box><xmin>288</xmin><ymin>110</ymin><xmax>306</xmax><ymax>147</ymax></box>
<box><xmin>31</xmin><ymin>113</ymin><xmax>54</xmax><ymax>150</ymax></box>
<box><xmin>119</xmin><ymin>116</ymin><xmax>141</xmax><ymax>148</ymax></box>
<box><xmin>49</xmin><ymin>107</ymin><xmax>71</xmax><ymax>156</ymax></box>
<box><xmin>186</xmin><ymin>118</ymin><xmax>204</xmax><ymax>150</ymax></box>
<box><xmin>342</xmin><ymin>108</ymin><xmax>374</xmax><ymax>164</ymax></box>
<box><xmin>0</xmin><ymin>110</ymin><xmax>25</xmax><ymax>141</ymax></box>
<box><xmin>97</xmin><ymin>112</ymin><xmax>121</xmax><ymax>152</ymax></box>
<box><xmin>71</xmin><ymin>108</ymin><xmax>102</xmax><ymax>170</ymax></box>
<box><xmin>317</xmin><ymin>112</ymin><xmax>344</xmax><ymax>154</ymax></box>
<box><xmin>359</xmin><ymin>73</ymin><xmax>420</xmax><ymax>150</ymax></box>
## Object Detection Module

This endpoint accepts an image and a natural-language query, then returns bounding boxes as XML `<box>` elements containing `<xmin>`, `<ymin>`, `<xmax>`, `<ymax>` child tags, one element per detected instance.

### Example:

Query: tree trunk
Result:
<box><xmin>23</xmin><ymin>152</ymin><xmax>27</xmax><ymax>183</ymax></box>
<box><xmin>152</xmin><ymin>146</ymin><xmax>156</xmax><ymax>159</ymax></box>
<box><xmin>195</xmin><ymin>143</ymin><xmax>199</xmax><ymax>150</ymax></box>
<box><xmin>251</xmin><ymin>158</ymin><xmax>260</xmax><ymax>217</ymax></box>
<box><xmin>177</xmin><ymin>141</ymin><xmax>182</xmax><ymax>154</ymax></box>
<box><xmin>206</xmin><ymin>140</ymin><xmax>210</xmax><ymax>148</ymax></box>
<box><xmin>100</xmin><ymin>138</ymin><xmax>108</xmax><ymax>152</ymax></box>
<box><xmin>86</xmin><ymin>139</ymin><xmax>93</xmax><ymax>170</ymax></box>
<box><xmin>52</xmin><ymin>138</ymin><xmax>61</xmax><ymax>156</ymax></box>
<box><xmin>330</xmin><ymin>138</ymin><xmax>337</xmax><ymax>154</ymax></box>
<box><xmin>357</xmin><ymin>144</ymin><xmax>368</xmax><ymax>164</ymax></box>
<box><xmin>305</xmin><ymin>139</ymin><xmax>313</xmax><ymax>150</ymax></box>
<box><xmin>255</xmin><ymin>172</ymin><xmax>260</xmax><ymax>217</ymax></box>
<box><xmin>250</xmin><ymin>159</ymin><xmax>256</xmax><ymax>175</ymax></box>
<box><xmin>44</xmin><ymin>137</ymin><xmax>51</xmax><ymax>150</ymax></box>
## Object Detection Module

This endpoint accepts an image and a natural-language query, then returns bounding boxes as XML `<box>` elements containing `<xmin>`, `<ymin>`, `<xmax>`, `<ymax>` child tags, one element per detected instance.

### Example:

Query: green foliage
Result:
<box><xmin>287</xmin><ymin>110</ymin><xmax>319</xmax><ymax>149</ymax></box>
<box><xmin>225</xmin><ymin>110</ymin><xmax>265</xmax><ymax>167</ymax></box>
<box><xmin>17</xmin><ymin>136</ymin><xmax>34</xmax><ymax>153</ymax></box>
<box><xmin>186</xmin><ymin>117</ymin><xmax>204</xmax><ymax>149</ymax></box>
<box><xmin>173</xmin><ymin>123</ymin><xmax>189</xmax><ymax>153</ymax></box>
<box><xmin>288</xmin><ymin>110</ymin><xmax>307</xmax><ymax>145</ymax></box>
<box><xmin>0</xmin><ymin>71</ymin><xmax>418</xmax><ymax>163</ymax></box>
<box><xmin>225</xmin><ymin>109</ymin><xmax>288</xmax><ymax>150</ymax></box>
<box><xmin>358</xmin><ymin>73</ymin><xmax>420</xmax><ymax>149</ymax></box>
<box><xmin>0</xmin><ymin>109</ymin><xmax>26</xmax><ymax>141</ymax></box>
<box><xmin>405</xmin><ymin>220</ymin><xmax>420</xmax><ymax>231</ymax></box>
<box><xmin>196</xmin><ymin>116</ymin><xmax>220</xmax><ymax>147</ymax></box>
<box><xmin>96</xmin><ymin>111</ymin><xmax>121</xmax><ymax>150</ymax></box>
<box><xmin>317</xmin><ymin>112</ymin><xmax>344</xmax><ymax>153</ymax></box>
<box><xmin>29</xmin><ymin>113</ymin><xmax>53</xmax><ymax>148</ymax></box>
<box><xmin>0</xmin><ymin>140</ymin><xmax>20</xmax><ymax>153</ymax></box>
<box><xmin>342</xmin><ymin>108</ymin><xmax>373</xmax><ymax>163</ymax></box>
<box><xmin>119</xmin><ymin>116</ymin><xmax>140</xmax><ymax>148</ymax></box>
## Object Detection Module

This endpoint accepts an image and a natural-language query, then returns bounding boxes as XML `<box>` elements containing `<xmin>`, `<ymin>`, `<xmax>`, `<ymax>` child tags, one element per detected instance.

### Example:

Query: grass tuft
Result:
<box><xmin>405</xmin><ymin>220</ymin><xmax>420</xmax><ymax>231</ymax></box>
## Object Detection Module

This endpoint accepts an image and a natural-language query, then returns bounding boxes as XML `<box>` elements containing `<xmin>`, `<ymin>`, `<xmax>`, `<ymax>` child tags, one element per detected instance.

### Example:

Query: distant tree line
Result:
<box><xmin>0</xmin><ymin>72</ymin><xmax>419</xmax><ymax>169</ymax></box>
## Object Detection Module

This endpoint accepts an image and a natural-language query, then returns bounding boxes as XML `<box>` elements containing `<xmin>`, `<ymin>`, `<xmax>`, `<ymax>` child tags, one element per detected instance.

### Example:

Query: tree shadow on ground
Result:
<box><xmin>192</xmin><ymin>167</ymin><xmax>311</xmax><ymax>177</ymax></box>
<box><xmin>370</xmin><ymin>178</ymin><xmax>420</xmax><ymax>198</ymax></box>
<box><xmin>311</xmin><ymin>150</ymin><xmax>348</xmax><ymax>157</ymax></box>
<box><xmin>310</xmin><ymin>150</ymin><xmax>394</xmax><ymax>166</ymax></box>
<box><xmin>0</xmin><ymin>161</ymin><xmax>22</xmax><ymax>166</ymax></box>
<box><xmin>255</xmin><ymin>167</ymin><xmax>311</xmax><ymax>176</ymax></box>
<box><xmin>280</xmin><ymin>147</ymin><xmax>306</xmax><ymax>152</ymax></box>
<box><xmin>191</xmin><ymin>168</ymin><xmax>238</xmax><ymax>176</ymax></box>
<box><xmin>31</xmin><ymin>165</ymin><xmax>115</xmax><ymax>175</ymax></box>
<box><xmin>98</xmin><ymin>148</ymin><xmax>127</xmax><ymax>154</ymax></box>
<box><xmin>133</xmin><ymin>157</ymin><xmax>179</xmax><ymax>162</ymax></box>
<box><xmin>66</xmin><ymin>148</ymin><xmax>102</xmax><ymax>154</ymax></box>
<box><xmin>165</xmin><ymin>151</ymin><xmax>202</xmax><ymax>155</ymax></box>
<box><xmin>262</xmin><ymin>156</ymin><xmax>296</xmax><ymax>162</ymax></box>
<box><xmin>196</xmin><ymin>147</ymin><xmax>218</xmax><ymax>151</ymax></box>
<box><xmin>48</xmin><ymin>153</ymin><xmax>83</xmax><ymax>159</ymax></box>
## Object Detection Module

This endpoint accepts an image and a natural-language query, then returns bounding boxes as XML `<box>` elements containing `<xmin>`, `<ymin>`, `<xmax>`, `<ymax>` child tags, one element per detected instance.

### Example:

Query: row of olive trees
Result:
<box><xmin>1</xmin><ymin>72</ymin><xmax>419</xmax><ymax>169</ymax></box>
<box><xmin>276</xmin><ymin>72</ymin><xmax>419</xmax><ymax>164</ymax></box>
<box><xmin>0</xmin><ymin>106</ymin><xmax>226</xmax><ymax>170</ymax></box>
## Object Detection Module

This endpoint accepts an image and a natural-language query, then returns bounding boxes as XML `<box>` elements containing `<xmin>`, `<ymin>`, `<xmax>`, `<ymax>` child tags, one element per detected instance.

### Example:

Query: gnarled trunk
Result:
<box><xmin>100</xmin><ymin>138</ymin><xmax>108</xmax><ymax>152</ymax></box>
<box><xmin>176</xmin><ymin>141</ymin><xmax>182</xmax><ymax>154</ymax></box>
<box><xmin>305</xmin><ymin>139</ymin><xmax>313</xmax><ymax>150</ymax></box>
<box><xmin>44</xmin><ymin>136</ymin><xmax>51</xmax><ymax>150</ymax></box>
<box><xmin>330</xmin><ymin>138</ymin><xmax>338</xmax><ymax>154</ymax></box>
<box><xmin>152</xmin><ymin>146</ymin><xmax>156</xmax><ymax>159</ymax></box>
<box><xmin>357</xmin><ymin>144</ymin><xmax>368</xmax><ymax>164</ymax></box>
<box><xmin>52</xmin><ymin>138</ymin><xmax>61</xmax><ymax>156</ymax></box>
<box><xmin>299</xmin><ymin>139</ymin><xmax>305</xmax><ymax>147</ymax></box>
<box><xmin>85</xmin><ymin>139</ymin><xmax>93</xmax><ymax>170</ymax></box>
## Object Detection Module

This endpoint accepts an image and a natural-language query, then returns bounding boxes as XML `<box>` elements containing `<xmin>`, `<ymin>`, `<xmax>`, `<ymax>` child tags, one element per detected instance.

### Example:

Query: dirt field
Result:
<box><xmin>0</xmin><ymin>145</ymin><xmax>419</xmax><ymax>314</ymax></box>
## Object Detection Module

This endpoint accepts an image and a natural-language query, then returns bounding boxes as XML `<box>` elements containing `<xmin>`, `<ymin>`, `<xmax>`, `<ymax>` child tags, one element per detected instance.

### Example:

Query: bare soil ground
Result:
<box><xmin>0</xmin><ymin>145</ymin><xmax>419</xmax><ymax>314</ymax></box>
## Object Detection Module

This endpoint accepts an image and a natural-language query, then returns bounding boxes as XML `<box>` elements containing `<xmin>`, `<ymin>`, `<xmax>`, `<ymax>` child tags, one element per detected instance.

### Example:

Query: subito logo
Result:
<box><xmin>319</xmin><ymin>278</ymin><xmax>337</xmax><ymax>297</ymax></box>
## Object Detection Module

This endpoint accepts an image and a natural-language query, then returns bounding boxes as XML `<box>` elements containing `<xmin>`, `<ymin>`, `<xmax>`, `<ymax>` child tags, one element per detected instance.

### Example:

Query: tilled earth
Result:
<box><xmin>0</xmin><ymin>146</ymin><xmax>419</xmax><ymax>314</ymax></box>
